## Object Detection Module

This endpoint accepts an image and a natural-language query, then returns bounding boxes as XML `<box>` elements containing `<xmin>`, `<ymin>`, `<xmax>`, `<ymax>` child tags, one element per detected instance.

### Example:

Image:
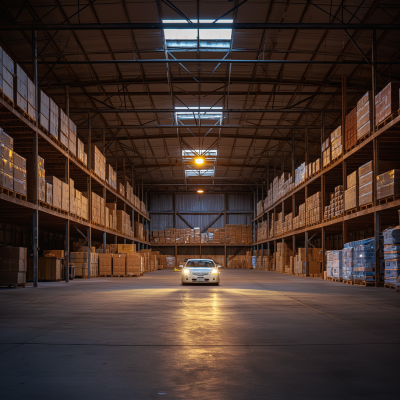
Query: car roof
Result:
<box><xmin>186</xmin><ymin>259</ymin><xmax>214</xmax><ymax>262</ymax></box>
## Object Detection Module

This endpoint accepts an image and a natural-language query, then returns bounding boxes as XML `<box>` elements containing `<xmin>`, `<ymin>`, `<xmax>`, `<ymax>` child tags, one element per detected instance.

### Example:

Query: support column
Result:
<box><xmin>342</xmin><ymin>75</ymin><xmax>347</xmax><ymax>135</ymax></box>
<box><xmin>305</xmin><ymin>231</ymin><xmax>309</xmax><ymax>277</ymax></box>
<box><xmin>321</xmin><ymin>227</ymin><xmax>326</xmax><ymax>278</ymax></box>
<box><xmin>305</xmin><ymin>128</ymin><xmax>309</xmax><ymax>168</ymax></box>
<box><xmin>87</xmin><ymin>113</ymin><xmax>92</xmax><ymax>279</ymax></box>
<box><xmin>292</xmin><ymin>131</ymin><xmax>295</xmax><ymax>180</ymax></box>
<box><xmin>65</xmin><ymin>86</ymin><xmax>70</xmax><ymax>282</ymax></box>
<box><xmin>103</xmin><ymin>232</ymin><xmax>106</xmax><ymax>254</ymax></box>
<box><xmin>292</xmin><ymin>234</ymin><xmax>296</xmax><ymax>274</ymax></box>
<box><xmin>371</xmin><ymin>30</ymin><xmax>377</xmax><ymax>133</ymax></box>
<box><xmin>32</xmin><ymin>30</ymin><xmax>39</xmax><ymax>288</ymax></box>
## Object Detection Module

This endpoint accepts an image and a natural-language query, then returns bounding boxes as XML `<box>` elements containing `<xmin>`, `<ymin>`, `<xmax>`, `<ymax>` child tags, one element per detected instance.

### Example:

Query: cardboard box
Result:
<box><xmin>0</xmin><ymin>247</ymin><xmax>27</xmax><ymax>260</ymax></box>
<box><xmin>43</xmin><ymin>250</ymin><xmax>64</xmax><ymax>258</ymax></box>
<box><xmin>117</xmin><ymin>244</ymin><xmax>136</xmax><ymax>254</ymax></box>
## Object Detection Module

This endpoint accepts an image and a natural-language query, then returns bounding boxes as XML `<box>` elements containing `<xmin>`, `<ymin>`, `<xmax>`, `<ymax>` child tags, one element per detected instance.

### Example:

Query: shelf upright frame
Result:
<box><xmin>65</xmin><ymin>86</ymin><xmax>70</xmax><ymax>282</ymax></box>
<box><xmin>87</xmin><ymin>113</ymin><xmax>92</xmax><ymax>279</ymax></box>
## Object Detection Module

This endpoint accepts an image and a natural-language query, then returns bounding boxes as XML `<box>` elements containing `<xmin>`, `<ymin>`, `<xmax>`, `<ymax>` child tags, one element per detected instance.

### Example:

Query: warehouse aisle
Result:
<box><xmin>0</xmin><ymin>270</ymin><xmax>399</xmax><ymax>400</ymax></box>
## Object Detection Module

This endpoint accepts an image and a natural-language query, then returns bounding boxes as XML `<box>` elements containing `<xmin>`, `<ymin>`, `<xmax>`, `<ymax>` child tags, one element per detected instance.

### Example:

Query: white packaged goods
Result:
<box><xmin>39</xmin><ymin>91</ymin><xmax>50</xmax><ymax>131</ymax></box>
<box><xmin>27</xmin><ymin>78</ymin><xmax>36</xmax><ymax>121</ymax></box>
<box><xmin>49</xmin><ymin>98</ymin><xmax>59</xmax><ymax>139</ymax></box>
<box><xmin>69</xmin><ymin>120</ymin><xmax>77</xmax><ymax>155</ymax></box>
<box><xmin>326</xmin><ymin>250</ymin><xmax>342</xmax><ymax>278</ymax></box>
<box><xmin>357</xmin><ymin>92</ymin><xmax>371</xmax><ymax>140</ymax></box>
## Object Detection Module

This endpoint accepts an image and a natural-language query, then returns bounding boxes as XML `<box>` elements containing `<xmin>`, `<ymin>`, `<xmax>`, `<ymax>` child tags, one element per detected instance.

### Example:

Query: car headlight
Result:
<box><xmin>211</xmin><ymin>269</ymin><xmax>218</xmax><ymax>275</ymax></box>
<box><xmin>183</xmin><ymin>269</ymin><xmax>190</xmax><ymax>275</ymax></box>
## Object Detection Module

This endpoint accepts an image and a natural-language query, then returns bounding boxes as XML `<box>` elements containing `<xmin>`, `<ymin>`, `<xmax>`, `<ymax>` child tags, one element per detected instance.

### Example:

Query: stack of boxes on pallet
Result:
<box><xmin>0</xmin><ymin>247</ymin><xmax>27</xmax><ymax>287</ymax></box>
<box><xmin>294</xmin><ymin>248</ymin><xmax>323</xmax><ymax>275</ymax></box>
<box><xmin>77</xmin><ymin>137</ymin><xmax>87</xmax><ymax>165</ymax></box>
<box><xmin>89</xmin><ymin>192</ymin><xmax>104</xmax><ymax>225</ymax></box>
<box><xmin>90</xmin><ymin>144</ymin><xmax>106</xmax><ymax>180</ymax></box>
<box><xmin>117</xmin><ymin>210</ymin><xmax>133</xmax><ymax>236</ymax></box>
<box><xmin>69</xmin><ymin>121</ymin><xmax>77</xmax><ymax>156</ymax></box>
<box><xmin>1</xmin><ymin>48</ymin><xmax>14</xmax><ymax>102</ymax></box>
<box><xmin>0</xmin><ymin>130</ymin><xmax>14</xmax><ymax>192</ymax></box>
<box><xmin>324</xmin><ymin>185</ymin><xmax>343</xmax><ymax>220</ymax></box>
<box><xmin>106</xmin><ymin>165</ymin><xmax>117</xmax><ymax>190</ymax></box>
<box><xmin>256</xmin><ymin>221</ymin><xmax>268</xmax><ymax>242</ymax></box>
<box><xmin>357</xmin><ymin>92</ymin><xmax>372</xmax><ymax>140</ymax></box>
<box><xmin>13</xmin><ymin>152</ymin><xmax>26</xmax><ymax>197</ymax></box>
<box><xmin>151</xmin><ymin>225</ymin><xmax>253</xmax><ymax>245</ymax></box>
<box><xmin>342</xmin><ymin>247</ymin><xmax>353</xmax><ymax>281</ymax></box>
<box><xmin>14</xmin><ymin>65</ymin><xmax>28</xmax><ymax>114</ymax></box>
<box><xmin>359</xmin><ymin>161</ymin><xmax>373</xmax><ymax>206</ymax></box>
<box><xmin>275</xmin><ymin>242</ymin><xmax>293</xmax><ymax>273</ymax></box>
<box><xmin>39</xmin><ymin>91</ymin><xmax>50</xmax><ymax>133</ymax></box>
<box><xmin>326</xmin><ymin>250</ymin><xmax>342</xmax><ymax>279</ymax></box>
<box><xmin>59</xmin><ymin>109</ymin><xmax>69</xmax><ymax>147</ymax></box>
<box><xmin>106</xmin><ymin>203</ymin><xmax>117</xmax><ymax>230</ymax></box>
<box><xmin>322</xmin><ymin>137</ymin><xmax>330</xmax><ymax>168</ymax></box>
<box><xmin>375</xmin><ymin>82</ymin><xmax>400</xmax><ymax>125</ymax></box>
<box><xmin>377</xmin><ymin>169</ymin><xmax>400</xmax><ymax>200</ymax></box>
<box><xmin>345</xmin><ymin>107</ymin><xmax>357</xmax><ymax>150</ymax></box>
<box><xmin>49</xmin><ymin>98</ymin><xmax>59</xmax><ymax>140</ymax></box>
<box><xmin>345</xmin><ymin>171</ymin><xmax>358</xmax><ymax>211</ymax></box>
<box><xmin>70</xmin><ymin>248</ymin><xmax>98</xmax><ymax>278</ymax></box>
<box><xmin>330</xmin><ymin>126</ymin><xmax>342</xmax><ymax>161</ymax></box>
<box><xmin>47</xmin><ymin>176</ymin><xmax>61</xmax><ymax>209</ymax></box>
<box><xmin>306</xmin><ymin>192</ymin><xmax>321</xmax><ymax>225</ymax></box>
<box><xmin>26</xmin><ymin>155</ymin><xmax>45</xmax><ymax>202</ymax></box>
<box><xmin>383</xmin><ymin>227</ymin><xmax>400</xmax><ymax>287</ymax></box>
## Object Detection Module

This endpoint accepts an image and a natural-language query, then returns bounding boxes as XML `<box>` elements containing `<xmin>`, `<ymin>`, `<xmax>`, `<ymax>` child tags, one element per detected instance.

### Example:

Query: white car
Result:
<box><xmin>181</xmin><ymin>259</ymin><xmax>221</xmax><ymax>285</ymax></box>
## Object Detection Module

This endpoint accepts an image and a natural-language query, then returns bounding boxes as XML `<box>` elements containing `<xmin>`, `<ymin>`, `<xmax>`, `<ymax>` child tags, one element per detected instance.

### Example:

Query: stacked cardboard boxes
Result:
<box><xmin>1</xmin><ymin>47</ymin><xmax>14</xmax><ymax>102</ymax></box>
<box><xmin>295</xmin><ymin>162</ymin><xmax>306</xmax><ymax>187</ymax></box>
<box><xmin>0</xmin><ymin>247</ymin><xmax>27</xmax><ymax>287</ymax></box>
<box><xmin>98</xmin><ymin>253</ymin><xmax>112</xmax><ymax>276</ymax></box>
<box><xmin>59</xmin><ymin>109</ymin><xmax>69</xmax><ymax>147</ymax></box>
<box><xmin>119</xmin><ymin>182</ymin><xmax>124</xmax><ymax>197</ymax></box>
<box><xmin>357</xmin><ymin>91</ymin><xmax>372</xmax><ymax>140</ymax></box>
<box><xmin>116</xmin><ymin>210</ymin><xmax>132</xmax><ymax>235</ymax></box>
<box><xmin>49</xmin><ymin>98</ymin><xmax>59</xmax><ymax>140</ymax></box>
<box><xmin>326</xmin><ymin>250</ymin><xmax>342</xmax><ymax>279</ymax></box>
<box><xmin>26</xmin><ymin>155</ymin><xmax>45</xmax><ymax>202</ymax></box>
<box><xmin>322</xmin><ymin>137</ymin><xmax>330</xmax><ymax>168</ymax></box>
<box><xmin>377</xmin><ymin>169</ymin><xmax>400</xmax><ymax>200</ymax></box>
<box><xmin>14</xmin><ymin>64</ymin><xmax>28</xmax><ymax>114</ymax></box>
<box><xmin>256</xmin><ymin>221</ymin><xmax>268</xmax><ymax>242</ymax></box>
<box><xmin>27</xmin><ymin>78</ymin><xmax>36</xmax><ymax>121</ymax></box>
<box><xmin>345</xmin><ymin>170</ymin><xmax>358</xmax><ymax>211</ymax></box>
<box><xmin>112</xmin><ymin>254</ymin><xmax>126</xmax><ymax>276</ymax></box>
<box><xmin>0</xmin><ymin>129</ymin><xmax>14</xmax><ymax>191</ymax></box>
<box><xmin>39</xmin><ymin>91</ymin><xmax>50</xmax><ymax>132</ymax></box>
<box><xmin>61</xmin><ymin>179</ymin><xmax>69</xmax><ymax>212</ymax></box>
<box><xmin>70</xmin><ymin>251</ymin><xmax>98</xmax><ymax>278</ymax></box>
<box><xmin>375</xmin><ymin>82</ymin><xmax>400</xmax><ymax>126</ymax></box>
<box><xmin>77</xmin><ymin>138</ymin><xmax>87</xmax><ymax>166</ymax></box>
<box><xmin>47</xmin><ymin>176</ymin><xmax>62</xmax><ymax>209</ymax></box>
<box><xmin>106</xmin><ymin>203</ymin><xmax>116</xmax><ymax>230</ymax></box>
<box><xmin>134</xmin><ymin>221</ymin><xmax>143</xmax><ymax>239</ymax></box>
<box><xmin>306</xmin><ymin>192</ymin><xmax>321</xmax><ymax>225</ymax></box>
<box><xmin>359</xmin><ymin>161</ymin><xmax>373</xmax><ymax>206</ymax></box>
<box><xmin>89</xmin><ymin>145</ymin><xmax>106</xmax><ymax>180</ymax></box>
<box><xmin>275</xmin><ymin>242</ymin><xmax>293</xmax><ymax>273</ymax></box>
<box><xmin>69</xmin><ymin>120</ymin><xmax>77</xmax><ymax>156</ymax></box>
<box><xmin>324</xmin><ymin>185</ymin><xmax>343</xmax><ymax>219</ymax></box>
<box><xmin>126</xmin><ymin>254</ymin><xmax>143</xmax><ymax>276</ymax></box>
<box><xmin>46</xmin><ymin>182</ymin><xmax>52</xmax><ymax>205</ymax></box>
<box><xmin>296</xmin><ymin>248</ymin><xmax>323</xmax><ymax>275</ymax></box>
<box><xmin>106</xmin><ymin>164</ymin><xmax>117</xmax><ymax>190</ymax></box>
<box><xmin>13</xmin><ymin>152</ymin><xmax>27</xmax><ymax>196</ymax></box>
<box><xmin>330</xmin><ymin>126</ymin><xmax>342</xmax><ymax>160</ymax></box>
<box><xmin>345</xmin><ymin>106</ymin><xmax>357</xmax><ymax>151</ymax></box>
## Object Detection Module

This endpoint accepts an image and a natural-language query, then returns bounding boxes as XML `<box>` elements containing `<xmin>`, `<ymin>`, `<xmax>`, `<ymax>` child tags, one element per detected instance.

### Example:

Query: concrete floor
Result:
<box><xmin>0</xmin><ymin>269</ymin><xmax>399</xmax><ymax>400</ymax></box>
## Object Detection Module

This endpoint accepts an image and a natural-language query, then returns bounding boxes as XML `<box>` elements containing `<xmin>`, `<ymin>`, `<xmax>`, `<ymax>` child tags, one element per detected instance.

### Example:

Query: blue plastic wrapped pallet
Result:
<box><xmin>351</xmin><ymin>238</ymin><xmax>375</xmax><ymax>283</ymax></box>
<box><xmin>342</xmin><ymin>247</ymin><xmax>353</xmax><ymax>280</ymax></box>
<box><xmin>326</xmin><ymin>250</ymin><xmax>342</xmax><ymax>279</ymax></box>
<box><xmin>383</xmin><ymin>227</ymin><xmax>400</xmax><ymax>285</ymax></box>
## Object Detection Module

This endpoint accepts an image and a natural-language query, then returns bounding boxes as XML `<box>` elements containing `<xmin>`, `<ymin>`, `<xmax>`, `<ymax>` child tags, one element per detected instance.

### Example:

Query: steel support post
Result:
<box><xmin>65</xmin><ymin>158</ymin><xmax>69</xmax><ymax>282</ymax></box>
<box><xmin>292</xmin><ymin>234</ymin><xmax>296</xmax><ymax>274</ymax></box>
<box><xmin>65</xmin><ymin>86</ymin><xmax>70</xmax><ymax>282</ymax></box>
<box><xmin>103</xmin><ymin>232</ymin><xmax>106</xmax><ymax>254</ymax></box>
<box><xmin>305</xmin><ymin>127</ymin><xmax>309</xmax><ymax>166</ymax></box>
<box><xmin>305</xmin><ymin>231</ymin><xmax>309</xmax><ymax>276</ymax></box>
<box><xmin>274</xmin><ymin>240</ymin><xmax>277</xmax><ymax>271</ymax></box>
<box><xmin>292</xmin><ymin>131</ymin><xmax>295</xmax><ymax>179</ymax></box>
<box><xmin>342</xmin><ymin>75</ymin><xmax>347</xmax><ymax>135</ymax></box>
<box><xmin>32</xmin><ymin>30</ymin><xmax>39</xmax><ymax>288</ymax></box>
<box><xmin>321</xmin><ymin>227</ymin><xmax>326</xmax><ymax>278</ymax></box>
<box><xmin>87</xmin><ymin>113</ymin><xmax>92</xmax><ymax>278</ymax></box>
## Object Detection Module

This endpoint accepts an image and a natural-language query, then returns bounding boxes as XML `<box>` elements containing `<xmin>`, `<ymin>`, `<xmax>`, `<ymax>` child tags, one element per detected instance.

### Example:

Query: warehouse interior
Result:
<box><xmin>0</xmin><ymin>1</ymin><xmax>400</xmax><ymax>399</ymax></box>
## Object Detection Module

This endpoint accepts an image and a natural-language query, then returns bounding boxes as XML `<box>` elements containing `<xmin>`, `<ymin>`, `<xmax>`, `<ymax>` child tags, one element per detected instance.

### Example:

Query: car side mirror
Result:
<box><xmin>216</xmin><ymin>264</ymin><xmax>222</xmax><ymax>268</ymax></box>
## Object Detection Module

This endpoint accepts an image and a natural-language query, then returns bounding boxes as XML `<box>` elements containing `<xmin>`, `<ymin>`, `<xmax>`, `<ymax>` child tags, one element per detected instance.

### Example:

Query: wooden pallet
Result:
<box><xmin>327</xmin><ymin>277</ymin><xmax>342</xmax><ymax>282</ymax></box>
<box><xmin>357</xmin><ymin>130</ymin><xmax>373</xmax><ymax>145</ymax></box>
<box><xmin>378</xmin><ymin>194</ymin><xmax>400</xmax><ymax>206</ymax></box>
<box><xmin>112</xmin><ymin>275</ymin><xmax>127</xmax><ymax>277</ymax></box>
<box><xmin>99</xmin><ymin>275</ymin><xmax>113</xmax><ymax>277</ymax></box>
<box><xmin>384</xmin><ymin>283</ymin><xmax>396</xmax><ymax>290</ymax></box>
<box><xmin>126</xmin><ymin>274</ymin><xmax>141</xmax><ymax>277</ymax></box>
<box><xmin>354</xmin><ymin>280</ymin><xmax>375</xmax><ymax>287</ymax></box>
<box><xmin>0</xmin><ymin>186</ymin><xmax>27</xmax><ymax>201</ymax></box>
<box><xmin>343</xmin><ymin>279</ymin><xmax>354</xmax><ymax>285</ymax></box>
<box><xmin>0</xmin><ymin>282</ymin><xmax>26</xmax><ymax>288</ymax></box>
<box><xmin>345</xmin><ymin>207</ymin><xmax>357</xmax><ymax>215</ymax></box>
<box><xmin>359</xmin><ymin>202</ymin><xmax>372</xmax><ymax>211</ymax></box>
<box><xmin>1</xmin><ymin>91</ymin><xmax>14</xmax><ymax>106</ymax></box>
<box><xmin>377</xmin><ymin>112</ymin><xmax>398</xmax><ymax>129</ymax></box>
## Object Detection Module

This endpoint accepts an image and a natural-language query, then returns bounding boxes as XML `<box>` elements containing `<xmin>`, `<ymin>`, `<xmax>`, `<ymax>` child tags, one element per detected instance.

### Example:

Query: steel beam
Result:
<box><xmin>25</xmin><ymin>59</ymin><xmax>400</xmax><ymax>66</ymax></box>
<box><xmin>4</xmin><ymin>22</ymin><xmax>400</xmax><ymax>30</ymax></box>
<box><xmin>70</xmin><ymin>108</ymin><xmax>342</xmax><ymax>114</ymax></box>
<box><xmin>88</xmin><ymin>124</ymin><xmax>332</xmax><ymax>130</ymax></box>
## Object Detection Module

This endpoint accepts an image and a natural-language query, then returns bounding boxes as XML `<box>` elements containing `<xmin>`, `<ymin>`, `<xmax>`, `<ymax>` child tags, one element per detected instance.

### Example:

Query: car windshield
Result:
<box><xmin>186</xmin><ymin>260</ymin><xmax>214</xmax><ymax>268</ymax></box>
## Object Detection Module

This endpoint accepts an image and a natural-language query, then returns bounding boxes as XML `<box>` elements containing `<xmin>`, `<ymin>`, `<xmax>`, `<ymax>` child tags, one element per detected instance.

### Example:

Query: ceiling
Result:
<box><xmin>1</xmin><ymin>0</ymin><xmax>399</xmax><ymax>192</ymax></box>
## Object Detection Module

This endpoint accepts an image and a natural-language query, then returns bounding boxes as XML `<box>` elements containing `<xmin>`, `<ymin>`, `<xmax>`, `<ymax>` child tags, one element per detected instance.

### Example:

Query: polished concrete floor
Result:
<box><xmin>1</xmin><ymin>269</ymin><xmax>399</xmax><ymax>400</ymax></box>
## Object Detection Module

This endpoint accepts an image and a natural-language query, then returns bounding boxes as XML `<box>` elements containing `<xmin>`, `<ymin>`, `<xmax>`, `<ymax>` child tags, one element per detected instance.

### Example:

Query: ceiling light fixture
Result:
<box><xmin>194</xmin><ymin>157</ymin><xmax>204</xmax><ymax>165</ymax></box>
<box><xmin>197</xmin><ymin>189</ymin><xmax>204</xmax><ymax>194</ymax></box>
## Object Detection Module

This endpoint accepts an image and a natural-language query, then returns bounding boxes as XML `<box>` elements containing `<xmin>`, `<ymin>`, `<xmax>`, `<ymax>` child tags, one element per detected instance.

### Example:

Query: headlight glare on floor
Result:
<box><xmin>211</xmin><ymin>269</ymin><xmax>218</xmax><ymax>275</ymax></box>
<box><xmin>183</xmin><ymin>269</ymin><xmax>190</xmax><ymax>275</ymax></box>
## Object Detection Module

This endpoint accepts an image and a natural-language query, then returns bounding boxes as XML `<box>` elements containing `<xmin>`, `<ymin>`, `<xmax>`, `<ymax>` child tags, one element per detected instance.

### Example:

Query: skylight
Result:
<box><xmin>185</xmin><ymin>169</ymin><xmax>215</xmax><ymax>177</ymax></box>
<box><xmin>163</xmin><ymin>20</ymin><xmax>232</xmax><ymax>49</ymax></box>
<box><xmin>182</xmin><ymin>150</ymin><xmax>218</xmax><ymax>157</ymax></box>
<box><xmin>175</xmin><ymin>107</ymin><xmax>223</xmax><ymax>120</ymax></box>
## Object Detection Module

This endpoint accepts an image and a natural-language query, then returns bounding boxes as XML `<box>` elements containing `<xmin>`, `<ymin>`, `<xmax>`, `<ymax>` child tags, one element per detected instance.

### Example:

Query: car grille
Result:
<box><xmin>193</xmin><ymin>272</ymin><xmax>208</xmax><ymax>276</ymax></box>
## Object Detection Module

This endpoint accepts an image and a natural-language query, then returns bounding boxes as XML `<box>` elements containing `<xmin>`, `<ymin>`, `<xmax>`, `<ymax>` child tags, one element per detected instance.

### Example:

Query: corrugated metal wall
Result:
<box><xmin>149</xmin><ymin>192</ymin><xmax>254</xmax><ymax>233</ymax></box>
